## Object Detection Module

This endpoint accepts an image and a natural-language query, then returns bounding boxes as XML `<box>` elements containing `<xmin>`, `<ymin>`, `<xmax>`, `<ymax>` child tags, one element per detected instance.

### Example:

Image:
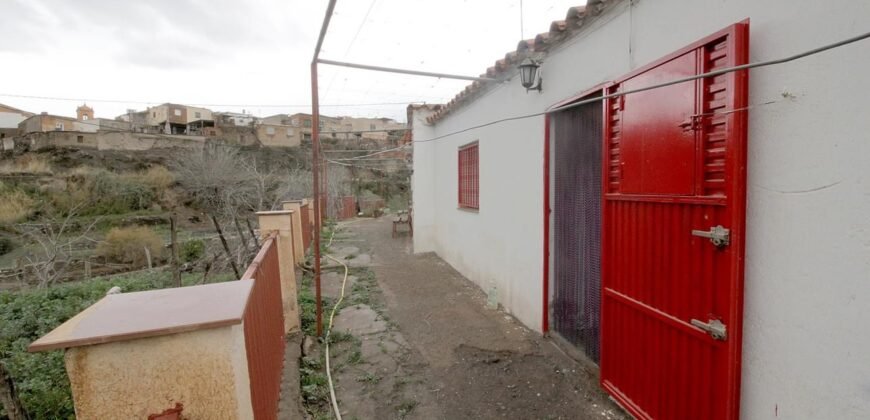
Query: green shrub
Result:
<box><xmin>96</xmin><ymin>226</ymin><xmax>165</xmax><ymax>267</ymax></box>
<box><xmin>0</xmin><ymin>274</ymin><xmax>173</xmax><ymax>419</ymax></box>
<box><xmin>180</xmin><ymin>239</ymin><xmax>205</xmax><ymax>263</ymax></box>
<box><xmin>49</xmin><ymin>168</ymin><xmax>155</xmax><ymax>216</ymax></box>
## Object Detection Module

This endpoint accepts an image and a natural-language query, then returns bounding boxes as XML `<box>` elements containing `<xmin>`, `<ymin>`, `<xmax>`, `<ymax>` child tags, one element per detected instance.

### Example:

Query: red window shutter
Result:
<box><xmin>458</xmin><ymin>143</ymin><xmax>479</xmax><ymax>209</ymax></box>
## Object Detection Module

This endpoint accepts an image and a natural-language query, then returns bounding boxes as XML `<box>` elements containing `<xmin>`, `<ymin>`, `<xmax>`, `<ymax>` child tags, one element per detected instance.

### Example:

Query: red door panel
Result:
<box><xmin>601</xmin><ymin>21</ymin><xmax>748</xmax><ymax>420</ymax></box>
<box><xmin>620</xmin><ymin>51</ymin><xmax>698</xmax><ymax>196</ymax></box>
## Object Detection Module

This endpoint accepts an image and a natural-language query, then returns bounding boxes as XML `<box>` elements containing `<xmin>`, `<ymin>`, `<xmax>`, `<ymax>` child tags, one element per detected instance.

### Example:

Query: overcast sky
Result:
<box><xmin>0</xmin><ymin>0</ymin><xmax>586</xmax><ymax>122</ymax></box>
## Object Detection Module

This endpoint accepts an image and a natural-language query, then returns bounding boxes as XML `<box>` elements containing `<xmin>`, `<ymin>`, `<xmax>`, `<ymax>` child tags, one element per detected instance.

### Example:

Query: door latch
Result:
<box><xmin>690</xmin><ymin>318</ymin><xmax>727</xmax><ymax>341</ymax></box>
<box><xmin>691</xmin><ymin>225</ymin><xmax>730</xmax><ymax>247</ymax></box>
<box><xmin>678</xmin><ymin>114</ymin><xmax>702</xmax><ymax>132</ymax></box>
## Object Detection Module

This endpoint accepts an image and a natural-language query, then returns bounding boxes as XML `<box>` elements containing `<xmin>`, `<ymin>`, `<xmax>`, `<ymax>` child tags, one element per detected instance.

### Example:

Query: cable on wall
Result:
<box><xmin>412</xmin><ymin>29</ymin><xmax>870</xmax><ymax>144</ymax></box>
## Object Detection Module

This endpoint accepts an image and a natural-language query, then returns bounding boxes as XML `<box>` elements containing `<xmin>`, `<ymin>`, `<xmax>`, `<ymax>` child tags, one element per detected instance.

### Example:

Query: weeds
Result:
<box><xmin>357</xmin><ymin>372</ymin><xmax>381</xmax><ymax>384</ymax></box>
<box><xmin>0</xmin><ymin>182</ymin><xmax>35</xmax><ymax>224</ymax></box>
<box><xmin>96</xmin><ymin>226</ymin><xmax>165</xmax><ymax>268</ymax></box>
<box><xmin>346</xmin><ymin>348</ymin><xmax>363</xmax><ymax>365</ymax></box>
<box><xmin>397</xmin><ymin>400</ymin><xmax>418</xmax><ymax>418</ymax></box>
<box><xmin>0</xmin><ymin>154</ymin><xmax>52</xmax><ymax>174</ymax></box>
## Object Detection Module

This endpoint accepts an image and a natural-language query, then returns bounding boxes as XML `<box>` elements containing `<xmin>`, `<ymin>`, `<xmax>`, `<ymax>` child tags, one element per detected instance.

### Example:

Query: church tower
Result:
<box><xmin>76</xmin><ymin>104</ymin><xmax>94</xmax><ymax>121</ymax></box>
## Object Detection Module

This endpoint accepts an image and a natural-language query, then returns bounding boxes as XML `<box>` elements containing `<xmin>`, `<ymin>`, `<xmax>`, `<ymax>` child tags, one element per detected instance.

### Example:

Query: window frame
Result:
<box><xmin>457</xmin><ymin>141</ymin><xmax>480</xmax><ymax>210</ymax></box>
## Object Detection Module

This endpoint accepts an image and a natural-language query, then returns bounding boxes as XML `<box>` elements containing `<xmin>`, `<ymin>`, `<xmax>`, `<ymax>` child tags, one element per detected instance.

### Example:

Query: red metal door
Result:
<box><xmin>601</xmin><ymin>22</ymin><xmax>748</xmax><ymax>420</ymax></box>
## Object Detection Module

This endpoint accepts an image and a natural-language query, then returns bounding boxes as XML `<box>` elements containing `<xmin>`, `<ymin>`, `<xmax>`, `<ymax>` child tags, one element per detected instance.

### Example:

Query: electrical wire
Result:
<box><xmin>0</xmin><ymin>93</ymin><xmax>418</xmax><ymax>109</ymax></box>
<box><xmin>412</xmin><ymin>29</ymin><xmax>870</xmax><ymax>144</ymax></box>
<box><xmin>323</xmin><ymin>0</ymin><xmax>379</xmax><ymax>100</ymax></box>
<box><xmin>327</xmin><ymin>144</ymin><xmax>409</xmax><ymax>161</ymax></box>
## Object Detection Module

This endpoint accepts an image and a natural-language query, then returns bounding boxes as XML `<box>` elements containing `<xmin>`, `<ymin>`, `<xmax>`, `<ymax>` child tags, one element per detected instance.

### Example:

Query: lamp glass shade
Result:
<box><xmin>518</xmin><ymin>58</ymin><xmax>538</xmax><ymax>89</ymax></box>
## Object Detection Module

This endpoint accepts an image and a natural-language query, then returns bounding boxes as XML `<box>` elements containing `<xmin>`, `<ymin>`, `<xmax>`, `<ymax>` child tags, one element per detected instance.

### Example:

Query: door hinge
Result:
<box><xmin>691</xmin><ymin>225</ymin><xmax>730</xmax><ymax>248</ymax></box>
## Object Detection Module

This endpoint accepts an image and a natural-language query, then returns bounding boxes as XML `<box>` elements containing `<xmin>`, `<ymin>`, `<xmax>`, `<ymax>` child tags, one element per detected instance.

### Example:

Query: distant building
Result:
<box><xmin>143</xmin><ymin>103</ymin><xmax>214</xmax><ymax>135</ymax></box>
<box><xmin>335</xmin><ymin>116</ymin><xmax>405</xmax><ymax>142</ymax></box>
<box><xmin>116</xmin><ymin>109</ymin><xmax>151</xmax><ymax>132</ymax></box>
<box><xmin>273</xmin><ymin>113</ymin><xmax>404</xmax><ymax>145</ymax></box>
<box><xmin>0</xmin><ymin>103</ymin><xmax>33</xmax><ymax>139</ymax></box>
<box><xmin>19</xmin><ymin>104</ymin><xmax>130</xmax><ymax>135</ymax></box>
<box><xmin>255</xmin><ymin>122</ymin><xmax>300</xmax><ymax>148</ymax></box>
<box><xmin>19</xmin><ymin>112</ymin><xmax>95</xmax><ymax>134</ymax></box>
<box><xmin>214</xmin><ymin>112</ymin><xmax>255</xmax><ymax>127</ymax></box>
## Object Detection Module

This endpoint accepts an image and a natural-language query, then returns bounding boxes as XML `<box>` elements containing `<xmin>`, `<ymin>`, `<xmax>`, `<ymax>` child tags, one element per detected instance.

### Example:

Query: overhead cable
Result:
<box><xmin>0</xmin><ymin>93</ymin><xmax>421</xmax><ymax>109</ymax></box>
<box><xmin>413</xmin><ymin>29</ymin><xmax>870</xmax><ymax>144</ymax></box>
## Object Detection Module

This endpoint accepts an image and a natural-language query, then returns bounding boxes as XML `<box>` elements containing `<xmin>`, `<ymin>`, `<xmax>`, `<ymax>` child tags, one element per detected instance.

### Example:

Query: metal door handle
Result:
<box><xmin>691</xmin><ymin>225</ymin><xmax>730</xmax><ymax>247</ymax></box>
<box><xmin>690</xmin><ymin>318</ymin><xmax>727</xmax><ymax>341</ymax></box>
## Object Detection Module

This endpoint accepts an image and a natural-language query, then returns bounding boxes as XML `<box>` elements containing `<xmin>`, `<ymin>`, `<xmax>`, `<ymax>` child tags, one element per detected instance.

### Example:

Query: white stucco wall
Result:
<box><xmin>412</xmin><ymin>1</ymin><xmax>870</xmax><ymax>418</ymax></box>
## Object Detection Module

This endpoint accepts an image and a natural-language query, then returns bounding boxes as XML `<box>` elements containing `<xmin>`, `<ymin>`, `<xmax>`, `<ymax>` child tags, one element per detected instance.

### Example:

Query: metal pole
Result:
<box><xmin>311</xmin><ymin>0</ymin><xmax>338</xmax><ymax>339</ymax></box>
<box><xmin>311</xmin><ymin>62</ymin><xmax>323</xmax><ymax>338</ymax></box>
<box><xmin>317</xmin><ymin>58</ymin><xmax>498</xmax><ymax>82</ymax></box>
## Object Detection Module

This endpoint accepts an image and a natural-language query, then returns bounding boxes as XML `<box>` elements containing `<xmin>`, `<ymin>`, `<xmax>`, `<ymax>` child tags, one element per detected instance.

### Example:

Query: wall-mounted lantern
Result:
<box><xmin>518</xmin><ymin>58</ymin><xmax>542</xmax><ymax>92</ymax></box>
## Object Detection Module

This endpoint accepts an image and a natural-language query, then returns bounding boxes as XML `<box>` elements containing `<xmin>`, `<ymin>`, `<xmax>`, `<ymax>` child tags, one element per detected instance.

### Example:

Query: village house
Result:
<box><xmin>335</xmin><ymin>115</ymin><xmax>405</xmax><ymax>144</ymax></box>
<box><xmin>143</xmin><ymin>103</ymin><xmax>214</xmax><ymax>135</ymax></box>
<box><xmin>214</xmin><ymin>111</ymin><xmax>255</xmax><ymax>127</ymax></box>
<box><xmin>410</xmin><ymin>1</ymin><xmax>870</xmax><ymax>419</ymax></box>
<box><xmin>254</xmin><ymin>121</ymin><xmax>299</xmax><ymax>148</ymax></box>
<box><xmin>18</xmin><ymin>104</ymin><xmax>131</xmax><ymax>136</ymax></box>
<box><xmin>0</xmin><ymin>103</ymin><xmax>33</xmax><ymax>140</ymax></box>
<box><xmin>280</xmin><ymin>112</ymin><xmax>342</xmax><ymax>142</ymax></box>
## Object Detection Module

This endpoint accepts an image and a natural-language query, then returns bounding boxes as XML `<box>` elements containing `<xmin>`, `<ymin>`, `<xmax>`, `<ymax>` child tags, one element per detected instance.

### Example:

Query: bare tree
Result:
<box><xmin>324</xmin><ymin>164</ymin><xmax>352</xmax><ymax>218</ymax></box>
<box><xmin>17</xmin><ymin>204</ymin><xmax>99</xmax><ymax>288</ymax></box>
<box><xmin>171</xmin><ymin>144</ymin><xmax>254</xmax><ymax>213</ymax></box>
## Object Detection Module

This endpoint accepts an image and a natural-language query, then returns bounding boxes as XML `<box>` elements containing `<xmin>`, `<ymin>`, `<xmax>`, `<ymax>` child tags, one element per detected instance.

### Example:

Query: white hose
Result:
<box><xmin>323</xmin><ymin>225</ymin><xmax>348</xmax><ymax>420</ymax></box>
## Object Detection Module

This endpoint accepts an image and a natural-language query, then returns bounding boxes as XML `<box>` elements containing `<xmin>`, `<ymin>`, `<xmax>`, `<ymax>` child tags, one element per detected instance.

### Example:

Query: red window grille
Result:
<box><xmin>458</xmin><ymin>143</ymin><xmax>479</xmax><ymax>209</ymax></box>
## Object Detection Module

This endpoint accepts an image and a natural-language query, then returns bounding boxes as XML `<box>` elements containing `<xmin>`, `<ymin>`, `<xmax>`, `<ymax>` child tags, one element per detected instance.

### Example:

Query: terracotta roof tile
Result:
<box><xmin>426</xmin><ymin>2</ymin><xmax>615</xmax><ymax>124</ymax></box>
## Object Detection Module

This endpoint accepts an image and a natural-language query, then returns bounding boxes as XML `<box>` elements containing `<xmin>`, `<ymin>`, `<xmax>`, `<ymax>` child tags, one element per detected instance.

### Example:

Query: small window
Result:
<box><xmin>266</xmin><ymin>126</ymin><xmax>275</xmax><ymax>135</ymax></box>
<box><xmin>194</xmin><ymin>112</ymin><xmax>201</xmax><ymax>119</ymax></box>
<box><xmin>55</xmin><ymin>122</ymin><xmax>64</xmax><ymax>131</ymax></box>
<box><xmin>370</xmin><ymin>124</ymin><xmax>376</xmax><ymax>130</ymax></box>
<box><xmin>286</xmin><ymin>128</ymin><xmax>293</xmax><ymax>137</ymax></box>
<box><xmin>303</xmin><ymin>119</ymin><xmax>312</xmax><ymax>128</ymax></box>
<box><xmin>82</xmin><ymin>115</ymin><xmax>89</xmax><ymax>121</ymax></box>
<box><xmin>152</xmin><ymin>112</ymin><xmax>156</xmax><ymax>118</ymax></box>
<box><xmin>458</xmin><ymin>143</ymin><xmax>479</xmax><ymax>210</ymax></box>
<box><xmin>174</xmin><ymin>109</ymin><xmax>182</xmax><ymax>116</ymax></box>
<box><xmin>77</xmin><ymin>135</ymin><xmax>84</xmax><ymax>143</ymax></box>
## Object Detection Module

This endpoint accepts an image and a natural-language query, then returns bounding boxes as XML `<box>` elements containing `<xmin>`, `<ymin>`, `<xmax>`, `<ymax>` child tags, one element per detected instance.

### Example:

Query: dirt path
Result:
<box><xmin>326</xmin><ymin>217</ymin><xmax>626</xmax><ymax>420</ymax></box>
